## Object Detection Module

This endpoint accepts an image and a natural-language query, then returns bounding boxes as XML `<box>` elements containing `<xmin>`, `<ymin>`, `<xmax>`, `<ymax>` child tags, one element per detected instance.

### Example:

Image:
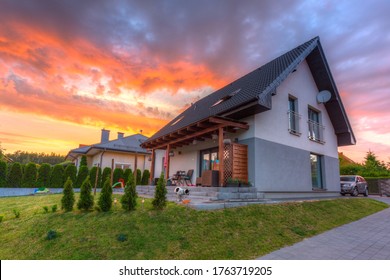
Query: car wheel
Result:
<box><xmin>364</xmin><ymin>188</ymin><xmax>368</xmax><ymax>197</ymax></box>
<box><xmin>352</xmin><ymin>188</ymin><xmax>359</xmax><ymax>196</ymax></box>
<box><xmin>341</xmin><ymin>193</ymin><xmax>345</xmax><ymax>196</ymax></box>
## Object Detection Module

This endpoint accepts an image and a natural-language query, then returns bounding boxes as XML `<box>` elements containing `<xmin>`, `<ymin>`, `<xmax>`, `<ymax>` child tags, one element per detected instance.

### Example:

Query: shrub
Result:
<box><xmin>80</xmin><ymin>155</ymin><xmax>88</xmax><ymax>167</ymax></box>
<box><xmin>50</xmin><ymin>164</ymin><xmax>64</xmax><ymax>188</ymax></box>
<box><xmin>136</xmin><ymin>169</ymin><xmax>142</xmax><ymax>185</ymax></box>
<box><xmin>8</xmin><ymin>163</ymin><xmax>22</xmax><ymax>188</ymax></box>
<box><xmin>52</xmin><ymin>204</ymin><xmax>58</xmax><ymax>213</ymax></box>
<box><xmin>43</xmin><ymin>206</ymin><xmax>49</xmax><ymax>213</ymax></box>
<box><xmin>37</xmin><ymin>163</ymin><xmax>51</xmax><ymax>188</ymax></box>
<box><xmin>113</xmin><ymin>168</ymin><xmax>124</xmax><ymax>184</ymax></box>
<box><xmin>121</xmin><ymin>171</ymin><xmax>137</xmax><ymax>211</ymax></box>
<box><xmin>22</xmin><ymin>162</ymin><xmax>37</xmax><ymax>188</ymax></box>
<box><xmin>75</xmin><ymin>166</ymin><xmax>89</xmax><ymax>189</ymax></box>
<box><xmin>7</xmin><ymin>162</ymin><xmax>22</xmax><ymax>188</ymax></box>
<box><xmin>89</xmin><ymin>166</ymin><xmax>102</xmax><ymax>189</ymax></box>
<box><xmin>61</xmin><ymin>177</ymin><xmax>75</xmax><ymax>212</ymax></box>
<box><xmin>123</xmin><ymin>168</ymin><xmax>133</xmax><ymax>183</ymax></box>
<box><xmin>98</xmin><ymin>178</ymin><xmax>113</xmax><ymax>212</ymax></box>
<box><xmin>13</xmin><ymin>209</ymin><xmax>20</xmax><ymax>218</ymax></box>
<box><xmin>77</xmin><ymin>176</ymin><xmax>94</xmax><ymax>211</ymax></box>
<box><xmin>152</xmin><ymin>173</ymin><xmax>167</xmax><ymax>210</ymax></box>
<box><xmin>64</xmin><ymin>165</ymin><xmax>77</xmax><ymax>184</ymax></box>
<box><xmin>101</xmin><ymin>167</ymin><xmax>112</xmax><ymax>186</ymax></box>
<box><xmin>0</xmin><ymin>161</ymin><xmax>7</xmax><ymax>188</ymax></box>
<box><xmin>141</xmin><ymin>169</ymin><xmax>150</xmax><ymax>185</ymax></box>
<box><xmin>46</xmin><ymin>230</ymin><xmax>58</xmax><ymax>240</ymax></box>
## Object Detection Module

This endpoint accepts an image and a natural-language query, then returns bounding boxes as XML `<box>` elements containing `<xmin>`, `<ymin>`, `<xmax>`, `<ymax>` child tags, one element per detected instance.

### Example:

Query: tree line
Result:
<box><xmin>0</xmin><ymin>155</ymin><xmax>150</xmax><ymax>188</ymax></box>
<box><xmin>340</xmin><ymin>150</ymin><xmax>390</xmax><ymax>178</ymax></box>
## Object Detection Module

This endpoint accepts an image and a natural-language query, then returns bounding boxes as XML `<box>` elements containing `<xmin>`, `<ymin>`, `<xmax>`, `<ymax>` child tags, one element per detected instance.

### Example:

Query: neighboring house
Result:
<box><xmin>66</xmin><ymin>129</ymin><xmax>151</xmax><ymax>172</ymax></box>
<box><xmin>141</xmin><ymin>37</ymin><xmax>355</xmax><ymax>199</ymax></box>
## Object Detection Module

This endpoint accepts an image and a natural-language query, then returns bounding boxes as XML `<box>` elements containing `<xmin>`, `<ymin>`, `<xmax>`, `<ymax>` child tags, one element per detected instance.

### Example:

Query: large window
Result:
<box><xmin>308</xmin><ymin>107</ymin><xmax>324</xmax><ymax>143</ymax></box>
<box><xmin>310</xmin><ymin>154</ymin><xmax>323</xmax><ymax>189</ymax></box>
<box><xmin>200</xmin><ymin>147</ymin><xmax>219</xmax><ymax>176</ymax></box>
<box><xmin>288</xmin><ymin>96</ymin><xmax>300</xmax><ymax>135</ymax></box>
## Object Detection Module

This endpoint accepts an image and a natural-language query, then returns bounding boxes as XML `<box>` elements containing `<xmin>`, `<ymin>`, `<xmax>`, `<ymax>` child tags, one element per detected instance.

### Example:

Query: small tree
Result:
<box><xmin>141</xmin><ymin>169</ymin><xmax>150</xmax><ymax>185</ymax></box>
<box><xmin>61</xmin><ymin>177</ymin><xmax>75</xmax><ymax>212</ymax></box>
<box><xmin>22</xmin><ymin>162</ymin><xmax>37</xmax><ymax>188</ymax></box>
<box><xmin>37</xmin><ymin>163</ymin><xmax>51</xmax><ymax>187</ymax></box>
<box><xmin>113</xmin><ymin>168</ymin><xmax>124</xmax><ymax>184</ymax></box>
<box><xmin>64</xmin><ymin>164</ymin><xmax>77</xmax><ymax>184</ymax></box>
<box><xmin>89</xmin><ymin>166</ymin><xmax>102</xmax><ymax>189</ymax></box>
<box><xmin>136</xmin><ymin>169</ymin><xmax>142</xmax><ymax>185</ymax></box>
<box><xmin>0</xmin><ymin>161</ymin><xmax>7</xmax><ymax>188</ymax></box>
<box><xmin>75</xmin><ymin>166</ymin><xmax>89</xmax><ymax>189</ymax></box>
<box><xmin>98</xmin><ymin>178</ymin><xmax>112</xmax><ymax>212</ymax></box>
<box><xmin>77</xmin><ymin>176</ymin><xmax>94</xmax><ymax>211</ymax></box>
<box><xmin>50</xmin><ymin>164</ymin><xmax>64</xmax><ymax>188</ymax></box>
<box><xmin>7</xmin><ymin>163</ymin><xmax>22</xmax><ymax>188</ymax></box>
<box><xmin>80</xmin><ymin>155</ymin><xmax>88</xmax><ymax>167</ymax></box>
<box><xmin>121</xmin><ymin>171</ymin><xmax>137</xmax><ymax>211</ymax></box>
<box><xmin>152</xmin><ymin>173</ymin><xmax>167</xmax><ymax>210</ymax></box>
<box><xmin>102</xmin><ymin>167</ymin><xmax>112</xmax><ymax>185</ymax></box>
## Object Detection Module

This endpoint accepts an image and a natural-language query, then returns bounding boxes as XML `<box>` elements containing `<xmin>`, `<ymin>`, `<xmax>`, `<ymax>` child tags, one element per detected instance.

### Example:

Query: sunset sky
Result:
<box><xmin>0</xmin><ymin>0</ymin><xmax>389</xmax><ymax>163</ymax></box>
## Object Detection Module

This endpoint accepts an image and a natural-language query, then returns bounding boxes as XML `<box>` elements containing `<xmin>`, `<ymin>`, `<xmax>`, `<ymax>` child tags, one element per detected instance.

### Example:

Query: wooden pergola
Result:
<box><xmin>141</xmin><ymin>116</ymin><xmax>249</xmax><ymax>186</ymax></box>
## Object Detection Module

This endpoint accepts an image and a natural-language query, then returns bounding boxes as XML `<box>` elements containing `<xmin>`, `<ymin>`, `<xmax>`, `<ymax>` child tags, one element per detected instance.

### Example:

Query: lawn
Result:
<box><xmin>0</xmin><ymin>194</ymin><xmax>387</xmax><ymax>259</ymax></box>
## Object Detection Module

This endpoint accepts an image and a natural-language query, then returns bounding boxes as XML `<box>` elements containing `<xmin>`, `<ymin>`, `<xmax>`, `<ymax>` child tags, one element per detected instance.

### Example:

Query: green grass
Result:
<box><xmin>0</xmin><ymin>194</ymin><xmax>387</xmax><ymax>259</ymax></box>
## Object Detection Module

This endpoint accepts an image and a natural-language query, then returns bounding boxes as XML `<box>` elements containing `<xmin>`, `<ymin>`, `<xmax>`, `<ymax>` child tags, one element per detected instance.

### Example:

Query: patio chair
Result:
<box><xmin>183</xmin><ymin>169</ymin><xmax>194</xmax><ymax>186</ymax></box>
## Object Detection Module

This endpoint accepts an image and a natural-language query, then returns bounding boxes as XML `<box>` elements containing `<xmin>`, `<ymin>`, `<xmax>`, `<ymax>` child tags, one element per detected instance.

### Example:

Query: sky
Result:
<box><xmin>0</xmin><ymin>0</ymin><xmax>389</xmax><ymax>163</ymax></box>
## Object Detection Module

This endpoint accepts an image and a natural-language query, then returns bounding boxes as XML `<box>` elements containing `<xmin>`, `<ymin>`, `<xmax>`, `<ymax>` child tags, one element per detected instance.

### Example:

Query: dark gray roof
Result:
<box><xmin>145</xmin><ymin>36</ymin><xmax>355</xmax><ymax>146</ymax></box>
<box><xmin>66</xmin><ymin>134</ymin><xmax>149</xmax><ymax>160</ymax></box>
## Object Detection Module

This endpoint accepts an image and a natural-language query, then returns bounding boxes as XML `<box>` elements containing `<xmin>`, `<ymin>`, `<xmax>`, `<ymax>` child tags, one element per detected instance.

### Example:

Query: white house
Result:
<box><xmin>141</xmin><ymin>37</ymin><xmax>355</xmax><ymax>199</ymax></box>
<box><xmin>66</xmin><ymin>129</ymin><xmax>151</xmax><ymax>172</ymax></box>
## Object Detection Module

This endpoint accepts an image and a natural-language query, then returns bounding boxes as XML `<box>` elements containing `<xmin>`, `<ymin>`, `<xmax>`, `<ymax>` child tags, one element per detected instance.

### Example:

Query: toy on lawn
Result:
<box><xmin>33</xmin><ymin>187</ymin><xmax>50</xmax><ymax>194</ymax></box>
<box><xmin>112</xmin><ymin>178</ymin><xmax>125</xmax><ymax>189</ymax></box>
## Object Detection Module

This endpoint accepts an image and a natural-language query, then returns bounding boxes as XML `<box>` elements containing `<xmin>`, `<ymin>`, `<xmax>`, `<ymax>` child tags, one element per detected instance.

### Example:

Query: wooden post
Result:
<box><xmin>150</xmin><ymin>149</ymin><xmax>155</xmax><ymax>185</ymax></box>
<box><xmin>166</xmin><ymin>144</ymin><xmax>171</xmax><ymax>180</ymax></box>
<box><xmin>218</xmin><ymin>127</ymin><xmax>224</xmax><ymax>187</ymax></box>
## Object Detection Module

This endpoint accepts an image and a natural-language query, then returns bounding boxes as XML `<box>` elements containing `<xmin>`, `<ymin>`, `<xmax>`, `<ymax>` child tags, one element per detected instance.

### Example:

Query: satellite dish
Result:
<box><xmin>317</xmin><ymin>90</ymin><xmax>331</xmax><ymax>104</ymax></box>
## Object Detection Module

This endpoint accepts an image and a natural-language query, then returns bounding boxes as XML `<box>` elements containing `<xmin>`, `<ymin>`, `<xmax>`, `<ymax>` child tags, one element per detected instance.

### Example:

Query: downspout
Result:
<box><xmin>99</xmin><ymin>149</ymin><xmax>107</xmax><ymax>170</ymax></box>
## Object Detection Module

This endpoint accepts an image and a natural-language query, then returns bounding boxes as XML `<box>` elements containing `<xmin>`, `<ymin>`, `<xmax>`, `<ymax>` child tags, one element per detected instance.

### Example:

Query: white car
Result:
<box><xmin>340</xmin><ymin>175</ymin><xmax>368</xmax><ymax>196</ymax></box>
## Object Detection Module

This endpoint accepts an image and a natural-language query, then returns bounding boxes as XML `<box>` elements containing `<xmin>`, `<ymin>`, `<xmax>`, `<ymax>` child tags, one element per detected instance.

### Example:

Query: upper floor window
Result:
<box><xmin>308</xmin><ymin>107</ymin><xmax>325</xmax><ymax>143</ymax></box>
<box><xmin>288</xmin><ymin>96</ymin><xmax>301</xmax><ymax>135</ymax></box>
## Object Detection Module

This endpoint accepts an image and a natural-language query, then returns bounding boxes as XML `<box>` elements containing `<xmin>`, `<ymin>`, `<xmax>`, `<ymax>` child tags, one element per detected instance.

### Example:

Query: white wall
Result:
<box><xmin>253</xmin><ymin>59</ymin><xmax>338</xmax><ymax>158</ymax></box>
<box><xmin>89</xmin><ymin>151</ymin><xmax>150</xmax><ymax>171</ymax></box>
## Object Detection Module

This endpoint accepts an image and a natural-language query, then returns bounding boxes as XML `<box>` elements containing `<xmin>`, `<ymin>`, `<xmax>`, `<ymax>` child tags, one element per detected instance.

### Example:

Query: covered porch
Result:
<box><xmin>142</xmin><ymin>116</ymin><xmax>249</xmax><ymax>187</ymax></box>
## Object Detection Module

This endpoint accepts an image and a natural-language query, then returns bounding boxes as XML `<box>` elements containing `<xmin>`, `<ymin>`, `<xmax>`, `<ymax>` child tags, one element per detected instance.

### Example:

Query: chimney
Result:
<box><xmin>101</xmin><ymin>129</ymin><xmax>110</xmax><ymax>143</ymax></box>
<box><xmin>117</xmin><ymin>132</ymin><xmax>124</xmax><ymax>139</ymax></box>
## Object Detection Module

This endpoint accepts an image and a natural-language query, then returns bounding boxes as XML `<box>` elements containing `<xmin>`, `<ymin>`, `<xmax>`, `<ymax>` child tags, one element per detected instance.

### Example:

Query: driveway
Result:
<box><xmin>258</xmin><ymin>197</ymin><xmax>390</xmax><ymax>260</ymax></box>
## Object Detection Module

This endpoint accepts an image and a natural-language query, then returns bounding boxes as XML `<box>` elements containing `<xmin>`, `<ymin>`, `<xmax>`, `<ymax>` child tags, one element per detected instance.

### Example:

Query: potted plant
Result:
<box><xmin>226</xmin><ymin>178</ymin><xmax>251</xmax><ymax>187</ymax></box>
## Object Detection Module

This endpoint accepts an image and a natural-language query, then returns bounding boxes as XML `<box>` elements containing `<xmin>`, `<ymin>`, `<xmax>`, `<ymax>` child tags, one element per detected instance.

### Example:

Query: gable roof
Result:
<box><xmin>66</xmin><ymin>133</ymin><xmax>149</xmax><ymax>161</ymax></box>
<box><xmin>143</xmin><ymin>36</ymin><xmax>355</xmax><ymax>148</ymax></box>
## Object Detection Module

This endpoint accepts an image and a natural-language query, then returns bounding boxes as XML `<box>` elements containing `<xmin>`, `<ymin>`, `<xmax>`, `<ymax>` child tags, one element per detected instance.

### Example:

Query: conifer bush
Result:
<box><xmin>64</xmin><ymin>164</ymin><xmax>77</xmax><ymax>184</ymax></box>
<box><xmin>113</xmin><ymin>168</ymin><xmax>124</xmax><ymax>184</ymax></box>
<box><xmin>121</xmin><ymin>171</ymin><xmax>137</xmax><ymax>211</ymax></box>
<box><xmin>61</xmin><ymin>177</ymin><xmax>75</xmax><ymax>212</ymax></box>
<box><xmin>152</xmin><ymin>173</ymin><xmax>167</xmax><ymax>210</ymax></box>
<box><xmin>22</xmin><ymin>162</ymin><xmax>37</xmax><ymax>188</ymax></box>
<box><xmin>123</xmin><ymin>168</ymin><xmax>132</xmax><ymax>183</ymax></box>
<box><xmin>37</xmin><ymin>163</ymin><xmax>51</xmax><ymax>188</ymax></box>
<box><xmin>89</xmin><ymin>166</ymin><xmax>102</xmax><ymax>189</ymax></box>
<box><xmin>98</xmin><ymin>178</ymin><xmax>113</xmax><ymax>212</ymax></box>
<box><xmin>8</xmin><ymin>163</ymin><xmax>22</xmax><ymax>188</ymax></box>
<box><xmin>136</xmin><ymin>169</ymin><xmax>142</xmax><ymax>185</ymax></box>
<box><xmin>75</xmin><ymin>166</ymin><xmax>89</xmax><ymax>189</ymax></box>
<box><xmin>50</xmin><ymin>164</ymin><xmax>64</xmax><ymax>188</ymax></box>
<box><xmin>141</xmin><ymin>169</ymin><xmax>150</xmax><ymax>185</ymax></box>
<box><xmin>102</xmin><ymin>167</ymin><xmax>112</xmax><ymax>185</ymax></box>
<box><xmin>0</xmin><ymin>161</ymin><xmax>8</xmax><ymax>188</ymax></box>
<box><xmin>80</xmin><ymin>155</ymin><xmax>88</xmax><ymax>167</ymax></box>
<box><xmin>77</xmin><ymin>176</ymin><xmax>94</xmax><ymax>211</ymax></box>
